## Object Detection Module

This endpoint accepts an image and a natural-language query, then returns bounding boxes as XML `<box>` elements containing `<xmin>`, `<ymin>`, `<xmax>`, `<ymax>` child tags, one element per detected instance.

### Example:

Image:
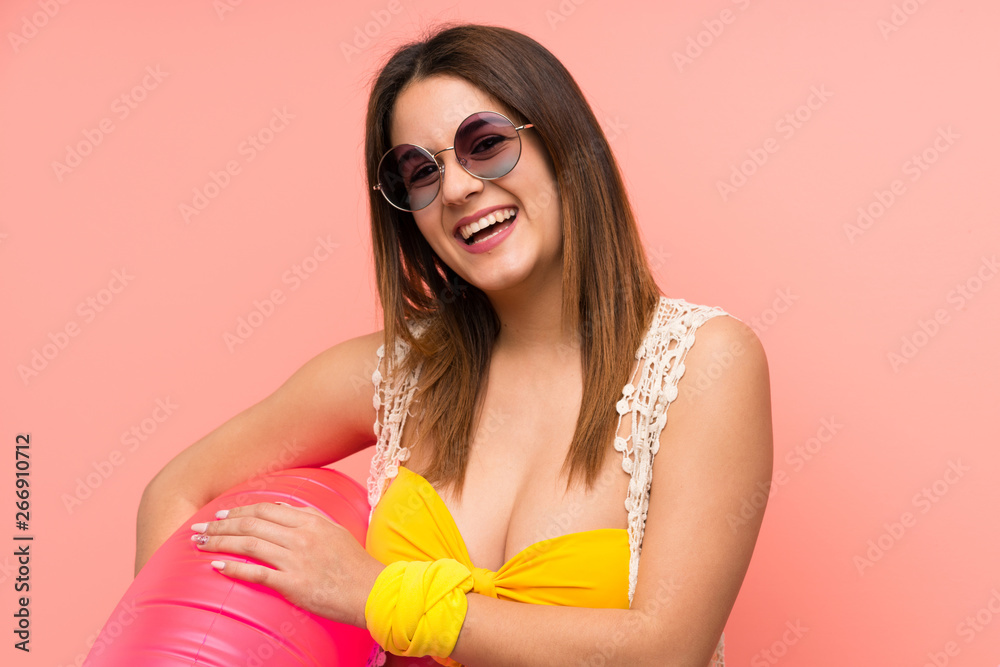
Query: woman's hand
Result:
<box><xmin>189</xmin><ymin>501</ymin><xmax>384</xmax><ymax>629</ymax></box>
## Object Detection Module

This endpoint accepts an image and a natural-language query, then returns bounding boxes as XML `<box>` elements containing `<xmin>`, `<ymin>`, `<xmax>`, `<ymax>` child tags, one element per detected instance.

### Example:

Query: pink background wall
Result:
<box><xmin>3</xmin><ymin>1</ymin><xmax>999</xmax><ymax>665</ymax></box>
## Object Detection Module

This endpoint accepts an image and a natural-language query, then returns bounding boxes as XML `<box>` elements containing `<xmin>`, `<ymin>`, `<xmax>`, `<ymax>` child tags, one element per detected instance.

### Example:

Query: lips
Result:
<box><xmin>452</xmin><ymin>205</ymin><xmax>518</xmax><ymax>239</ymax></box>
<box><xmin>455</xmin><ymin>206</ymin><xmax>520</xmax><ymax>255</ymax></box>
<box><xmin>458</xmin><ymin>208</ymin><xmax>517</xmax><ymax>244</ymax></box>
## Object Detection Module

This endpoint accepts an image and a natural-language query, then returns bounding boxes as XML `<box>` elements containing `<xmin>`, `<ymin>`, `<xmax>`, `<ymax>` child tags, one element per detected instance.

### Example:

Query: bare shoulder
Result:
<box><xmin>625</xmin><ymin>313</ymin><xmax>773</xmax><ymax>662</ymax></box>
<box><xmin>308</xmin><ymin>328</ymin><xmax>386</xmax><ymax>379</ymax></box>
<box><xmin>670</xmin><ymin>313</ymin><xmax>771</xmax><ymax>460</ymax></box>
<box><xmin>276</xmin><ymin>328</ymin><xmax>388</xmax><ymax>440</ymax></box>
<box><xmin>687</xmin><ymin>314</ymin><xmax>769</xmax><ymax>388</ymax></box>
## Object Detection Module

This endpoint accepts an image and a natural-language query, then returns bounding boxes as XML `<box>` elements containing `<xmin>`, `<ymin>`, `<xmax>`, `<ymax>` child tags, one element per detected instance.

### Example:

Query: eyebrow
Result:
<box><xmin>393</xmin><ymin>116</ymin><xmax>498</xmax><ymax>154</ymax></box>
<box><xmin>458</xmin><ymin>118</ymin><xmax>490</xmax><ymax>136</ymax></box>
<box><xmin>396</xmin><ymin>146</ymin><xmax>427</xmax><ymax>164</ymax></box>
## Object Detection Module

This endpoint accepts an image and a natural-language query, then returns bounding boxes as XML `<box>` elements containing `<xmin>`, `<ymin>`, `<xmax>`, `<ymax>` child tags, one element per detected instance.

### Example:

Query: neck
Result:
<box><xmin>485</xmin><ymin>268</ymin><xmax>579</xmax><ymax>363</ymax></box>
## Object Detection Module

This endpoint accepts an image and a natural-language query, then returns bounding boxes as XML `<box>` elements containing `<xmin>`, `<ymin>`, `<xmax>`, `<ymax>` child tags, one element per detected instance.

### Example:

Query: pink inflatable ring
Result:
<box><xmin>84</xmin><ymin>467</ymin><xmax>377</xmax><ymax>666</ymax></box>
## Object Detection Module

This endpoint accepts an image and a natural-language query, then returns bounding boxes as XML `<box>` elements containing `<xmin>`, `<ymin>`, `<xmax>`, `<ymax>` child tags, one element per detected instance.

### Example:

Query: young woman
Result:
<box><xmin>135</xmin><ymin>23</ymin><xmax>772</xmax><ymax>667</ymax></box>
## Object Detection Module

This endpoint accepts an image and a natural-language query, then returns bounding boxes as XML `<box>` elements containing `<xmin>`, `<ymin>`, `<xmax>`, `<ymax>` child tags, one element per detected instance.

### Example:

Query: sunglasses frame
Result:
<box><xmin>372</xmin><ymin>110</ymin><xmax>536</xmax><ymax>212</ymax></box>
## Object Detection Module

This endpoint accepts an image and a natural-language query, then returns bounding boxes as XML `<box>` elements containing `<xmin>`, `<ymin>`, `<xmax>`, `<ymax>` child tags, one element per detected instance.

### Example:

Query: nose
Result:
<box><xmin>437</xmin><ymin>149</ymin><xmax>483</xmax><ymax>207</ymax></box>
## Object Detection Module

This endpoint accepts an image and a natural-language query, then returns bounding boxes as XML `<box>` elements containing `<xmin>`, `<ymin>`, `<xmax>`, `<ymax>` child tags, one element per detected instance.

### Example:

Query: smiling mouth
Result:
<box><xmin>458</xmin><ymin>208</ymin><xmax>517</xmax><ymax>246</ymax></box>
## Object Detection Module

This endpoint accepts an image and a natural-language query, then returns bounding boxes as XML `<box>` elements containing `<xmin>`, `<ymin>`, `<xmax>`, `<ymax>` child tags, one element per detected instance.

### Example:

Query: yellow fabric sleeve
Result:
<box><xmin>365</xmin><ymin>558</ymin><xmax>474</xmax><ymax>662</ymax></box>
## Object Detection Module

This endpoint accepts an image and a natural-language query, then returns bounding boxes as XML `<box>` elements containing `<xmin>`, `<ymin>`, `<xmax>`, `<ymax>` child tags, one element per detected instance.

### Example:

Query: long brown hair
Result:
<box><xmin>366</xmin><ymin>23</ymin><xmax>662</xmax><ymax>498</ymax></box>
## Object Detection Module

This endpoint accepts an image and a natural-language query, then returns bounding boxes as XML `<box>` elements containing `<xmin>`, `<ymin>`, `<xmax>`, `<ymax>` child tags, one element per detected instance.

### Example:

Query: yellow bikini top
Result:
<box><xmin>365</xmin><ymin>465</ymin><xmax>631</xmax><ymax>610</ymax></box>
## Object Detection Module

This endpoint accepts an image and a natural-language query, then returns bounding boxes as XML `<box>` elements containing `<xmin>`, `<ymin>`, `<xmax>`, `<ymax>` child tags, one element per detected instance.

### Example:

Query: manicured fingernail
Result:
<box><xmin>190</xmin><ymin>522</ymin><xmax>208</xmax><ymax>532</ymax></box>
<box><xmin>211</xmin><ymin>561</ymin><xmax>225</xmax><ymax>570</ymax></box>
<box><xmin>215</xmin><ymin>509</ymin><xmax>229</xmax><ymax>519</ymax></box>
<box><xmin>191</xmin><ymin>534</ymin><xmax>208</xmax><ymax>545</ymax></box>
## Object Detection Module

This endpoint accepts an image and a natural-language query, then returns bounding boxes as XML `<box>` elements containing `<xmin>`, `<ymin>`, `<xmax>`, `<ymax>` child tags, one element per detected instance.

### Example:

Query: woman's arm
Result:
<box><xmin>189</xmin><ymin>315</ymin><xmax>770</xmax><ymax>665</ymax></box>
<box><xmin>443</xmin><ymin>316</ymin><xmax>773</xmax><ymax>667</ymax></box>
<box><xmin>134</xmin><ymin>329</ymin><xmax>386</xmax><ymax>575</ymax></box>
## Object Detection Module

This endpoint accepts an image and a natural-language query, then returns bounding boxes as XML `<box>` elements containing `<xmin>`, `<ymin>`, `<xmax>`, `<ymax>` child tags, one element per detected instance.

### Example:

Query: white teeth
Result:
<box><xmin>459</xmin><ymin>208</ymin><xmax>515</xmax><ymax>240</ymax></box>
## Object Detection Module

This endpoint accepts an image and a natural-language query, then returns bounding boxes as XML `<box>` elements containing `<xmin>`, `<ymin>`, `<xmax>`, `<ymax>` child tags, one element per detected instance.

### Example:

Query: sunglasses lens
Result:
<box><xmin>377</xmin><ymin>144</ymin><xmax>440</xmax><ymax>211</ymax></box>
<box><xmin>455</xmin><ymin>112</ymin><xmax>523</xmax><ymax>179</ymax></box>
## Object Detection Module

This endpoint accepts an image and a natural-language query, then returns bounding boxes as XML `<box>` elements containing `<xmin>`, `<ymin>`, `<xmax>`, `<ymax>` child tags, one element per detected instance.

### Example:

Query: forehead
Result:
<box><xmin>389</xmin><ymin>75</ymin><xmax>515</xmax><ymax>150</ymax></box>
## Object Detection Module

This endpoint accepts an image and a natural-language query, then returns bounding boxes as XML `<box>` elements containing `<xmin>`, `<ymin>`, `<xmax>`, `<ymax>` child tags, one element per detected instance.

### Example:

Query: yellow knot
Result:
<box><xmin>470</xmin><ymin>566</ymin><xmax>497</xmax><ymax>598</ymax></box>
<box><xmin>365</xmin><ymin>559</ymin><xmax>470</xmax><ymax>659</ymax></box>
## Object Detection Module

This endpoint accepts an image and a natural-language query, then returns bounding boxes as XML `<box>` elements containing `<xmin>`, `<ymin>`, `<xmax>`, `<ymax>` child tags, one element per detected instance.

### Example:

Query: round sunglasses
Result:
<box><xmin>372</xmin><ymin>110</ymin><xmax>536</xmax><ymax>212</ymax></box>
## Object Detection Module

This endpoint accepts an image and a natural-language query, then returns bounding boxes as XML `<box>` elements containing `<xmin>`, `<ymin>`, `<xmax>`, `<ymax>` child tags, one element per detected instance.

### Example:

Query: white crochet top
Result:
<box><xmin>365</xmin><ymin>296</ymin><xmax>733</xmax><ymax>666</ymax></box>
